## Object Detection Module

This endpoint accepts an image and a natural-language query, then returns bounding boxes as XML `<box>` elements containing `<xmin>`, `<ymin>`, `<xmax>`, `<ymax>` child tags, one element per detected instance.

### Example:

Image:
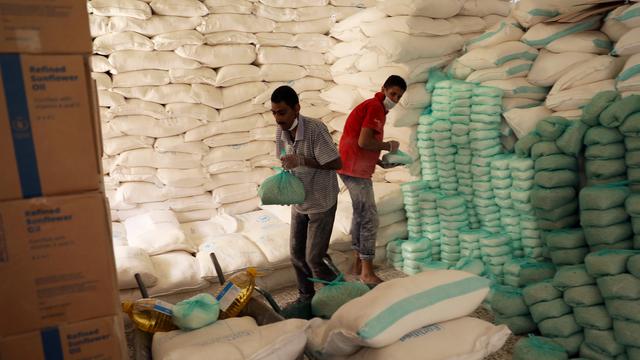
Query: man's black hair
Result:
<box><xmin>383</xmin><ymin>75</ymin><xmax>407</xmax><ymax>91</ymax></box>
<box><xmin>271</xmin><ymin>85</ymin><xmax>299</xmax><ymax>109</ymax></box>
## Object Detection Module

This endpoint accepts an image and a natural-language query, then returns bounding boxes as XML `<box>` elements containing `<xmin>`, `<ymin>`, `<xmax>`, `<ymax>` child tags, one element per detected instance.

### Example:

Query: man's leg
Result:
<box><xmin>339</xmin><ymin>175</ymin><xmax>381</xmax><ymax>284</ymax></box>
<box><xmin>340</xmin><ymin>174</ymin><xmax>363</xmax><ymax>275</ymax></box>
<box><xmin>290</xmin><ymin>207</ymin><xmax>315</xmax><ymax>299</ymax></box>
<box><xmin>306</xmin><ymin>203</ymin><xmax>339</xmax><ymax>283</ymax></box>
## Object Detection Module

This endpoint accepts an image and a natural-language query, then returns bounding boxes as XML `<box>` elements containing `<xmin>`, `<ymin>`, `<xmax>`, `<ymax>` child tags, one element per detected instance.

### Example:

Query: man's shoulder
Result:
<box><xmin>302</xmin><ymin>116</ymin><xmax>329</xmax><ymax>133</ymax></box>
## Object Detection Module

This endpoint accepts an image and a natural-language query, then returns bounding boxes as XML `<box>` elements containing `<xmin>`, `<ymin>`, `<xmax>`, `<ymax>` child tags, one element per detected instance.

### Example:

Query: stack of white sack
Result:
<box><xmin>612</xmin><ymin>3</ymin><xmax>640</xmax><ymax>97</ymax></box>
<box><xmin>261</xmin><ymin>181</ymin><xmax>406</xmax><ymax>266</ymax></box>
<box><xmin>90</xmin><ymin>0</ymin><xmax>373</xmax><ymax>223</ymax></box>
<box><xmin>324</xmin><ymin>1</ymin><xmax>509</xmax><ymax>181</ymax></box>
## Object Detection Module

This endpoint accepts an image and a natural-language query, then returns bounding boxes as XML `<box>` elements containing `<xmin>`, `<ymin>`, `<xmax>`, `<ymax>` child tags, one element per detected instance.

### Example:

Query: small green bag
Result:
<box><xmin>381</xmin><ymin>150</ymin><xmax>413</xmax><ymax>165</ymax></box>
<box><xmin>258</xmin><ymin>167</ymin><xmax>305</xmax><ymax>205</ymax></box>
<box><xmin>173</xmin><ymin>293</ymin><xmax>220</xmax><ymax>330</ymax></box>
<box><xmin>310</xmin><ymin>274</ymin><xmax>370</xmax><ymax>319</ymax></box>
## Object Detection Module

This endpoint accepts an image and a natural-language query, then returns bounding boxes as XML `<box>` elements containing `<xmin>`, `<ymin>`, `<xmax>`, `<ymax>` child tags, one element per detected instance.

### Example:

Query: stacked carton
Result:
<box><xmin>0</xmin><ymin>1</ymin><xmax>125</xmax><ymax>358</ymax></box>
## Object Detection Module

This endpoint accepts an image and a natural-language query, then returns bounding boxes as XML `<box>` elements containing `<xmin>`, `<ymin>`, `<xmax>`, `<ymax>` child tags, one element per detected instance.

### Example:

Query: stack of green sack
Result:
<box><xmin>417</xmin><ymin>112</ymin><xmax>439</xmax><ymax>189</ymax></box>
<box><xmin>452</xmin><ymin>257</ymin><xmax>486</xmax><ymax>277</ymax></box>
<box><xmin>456</xmin><ymin>148</ymin><xmax>478</xmax><ymax>227</ymax></box>
<box><xmin>460</xmin><ymin>229</ymin><xmax>487</xmax><ymax>260</ymax></box>
<box><xmin>401</xmin><ymin>180</ymin><xmax>429</xmax><ymax>240</ymax></box>
<box><xmin>626</xmin><ymin>193</ymin><xmax>640</xmax><ymax>249</ymax></box>
<box><xmin>531</xmin><ymin>118</ymin><xmax>580</xmax><ymax>235</ymax></box>
<box><xmin>492</xmin><ymin>284</ymin><xmax>537</xmax><ymax>335</ymax></box>
<box><xmin>584</xmin><ymin>125</ymin><xmax>627</xmax><ymax>186</ymax></box>
<box><xmin>617</xmin><ymin>97</ymin><xmax>640</xmax><ymax>192</ymax></box>
<box><xmin>522</xmin><ymin>281</ymin><xmax>561</xmax><ymax>337</ymax></box>
<box><xmin>622</xmin><ymin>254</ymin><xmax>640</xmax><ymax>359</ymax></box>
<box><xmin>584</xmin><ymin>250</ymin><xmax>640</xmax><ymax>359</ymax></box>
<box><xmin>480</xmin><ymin>232</ymin><xmax>513</xmax><ymax>281</ymax></box>
<box><xmin>580</xmin><ymin>182</ymin><xmax>634</xmax><ymax>251</ymax></box>
<box><xmin>386</xmin><ymin>239</ymin><xmax>405</xmax><ymax>271</ymax></box>
<box><xmin>544</xmin><ymin>229</ymin><xmax>589</xmax><ymax>266</ymax></box>
<box><xmin>513</xmin><ymin>336</ymin><xmax>569</xmax><ymax>360</ymax></box>
<box><xmin>600</xmin><ymin>95</ymin><xmax>640</xmax><ymax>188</ymax></box>
<box><xmin>510</xmin><ymin>157</ymin><xmax>543</xmax><ymax>261</ymax></box>
<box><xmin>503</xmin><ymin>259</ymin><xmax>556</xmax><ymax>289</ymax></box>
<box><xmin>492</xmin><ymin>154</ymin><xmax>524</xmax><ymax>258</ymax></box>
<box><xmin>470</xmin><ymin>85</ymin><xmax>504</xmax><ymax>230</ymax></box>
<box><xmin>401</xmin><ymin>238</ymin><xmax>432</xmax><ymax>275</ymax></box>
<box><xmin>436</xmin><ymin>194</ymin><xmax>470</xmax><ymax>266</ymax></box>
<box><xmin>449</xmin><ymin>81</ymin><xmax>474</xmax><ymax>218</ymax></box>
<box><xmin>420</xmin><ymin>191</ymin><xmax>443</xmax><ymax>261</ymax></box>
<box><xmin>431</xmin><ymin>80</ymin><xmax>458</xmax><ymax>195</ymax></box>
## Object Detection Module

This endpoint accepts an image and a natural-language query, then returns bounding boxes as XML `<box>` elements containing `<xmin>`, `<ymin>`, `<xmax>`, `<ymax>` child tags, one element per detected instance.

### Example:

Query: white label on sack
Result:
<box><xmin>216</xmin><ymin>281</ymin><xmax>242</xmax><ymax>311</ymax></box>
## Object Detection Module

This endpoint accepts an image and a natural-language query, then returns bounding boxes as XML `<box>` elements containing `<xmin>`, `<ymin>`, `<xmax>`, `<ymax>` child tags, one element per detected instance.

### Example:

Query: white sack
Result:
<box><xmin>92</xmin><ymin>72</ymin><xmax>112</xmax><ymax>90</ymax></box>
<box><xmin>218</xmin><ymin>197</ymin><xmax>261</xmax><ymax>215</ymax></box>
<box><xmin>104</xmin><ymin>136</ymin><xmax>155</xmax><ymax>156</ymax></box>
<box><xmin>98</xmin><ymin>90</ymin><xmax>125</xmax><ymax>107</ymax></box>
<box><xmin>117</xmin><ymin>183</ymin><xmax>206</xmax><ymax>204</ymax></box>
<box><xmin>204</xmin><ymin>31</ymin><xmax>257</xmax><ymax>45</ymax></box>
<box><xmin>617</xmin><ymin>53</ymin><xmax>640</xmax><ymax>92</ymax></box>
<box><xmin>109</xmin><ymin>16</ymin><xmax>202</xmax><ymax>37</ymax></box>
<box><xmin>545</xmin><ymin>79</ymin><xmax>616</xmax><ymax>111</ymax></box>
<box><xmin>152</xmin><ymin>30</ymin><xmax>205</xmax><ymax>51</ymax></box>
<box><xmin>109</xmin><ymin>51</ymin><xmax>200</xmax><ymax>72</ymax></box>
<box><xmin>503</xmin><ymin>105</ymin><xmax>552</xmax><ymax>139</ymax></box>
<box><xmin>212</xmin><ymin>183</ymin><xmax>258</xmax><ymax>205</ymax></box>
<box><xmin>89</xmin><ymin>0</ymin><xmax>151</xmax><ymax>19</ymax></box>
<box><xmin>111</xmin><ymin>115</ymin><xmax>204</xmax><ymax>137</ymax></box>
<box><xmin>110</xmin><ymin>99</ymin><xmax>167</xmax><ymax>119</ymax></box>
<box><xmin>184</xmin><ymin>115</ymin><xmax>268</xmax><ymax>142</ymax></box>
<box><xmin>257</xmin><ymin>47</ymin><xmax>325</xmax><ymax>65</ymax></box>
<box><xmin>467</xmin><ymin>60</ymin><xmax>532</xmax><ymax>83</ymax></box>
<box><xmin>110</xmin><ymin>166</ymin><xmax>160</xmax><ymax>184</ymax></box>
<box><xmin>612</xmin><ymin>27</ymin><xmax>640</xmax><ymax>56</ymax></box>
<box><xmin>156</xmin><ymin>168</ymin><xmax>210</xmax><ymax>188</ymax></box>
<box><xmin>274</xmin><ymin>18</ymin><xmax>333</xmax><ymax>34</ymax></box>
<box><xmin>114</xmin><ymin>246</ymin><xmax>158</xmax><ymax>290</ymax></box>
<box><xmin>124</xmin><ymin>210</ymin><xmax>193</xmax><ymax>255</ymax></box>
<box><xmin>169</xmin><ymin>68</ymin><xmax>217</xmax><ymax>85</ymax></box>
<box><xmin>545</xmin><ymin>31</ymin><xmax>612</xmax><ymax>54</ymax></box>
<box><xmin>175</xmin><ymin>44</ymin><xmax>257</xmax><ymax>68</ymax></box>
<box><xmin>93</xmin><ymin>32</ymin><xmax>154</xmax><ymax>55</ymax></box>
<box><xmin>91</xmin><ymin>55</ymin><xmax>113</xmax><ymax>73</ymax></box>
<box><xmin>165</xmin><ymin>103</ymin><xmax>219</xmax><ymax>122</ymax></box>
<box><xmin>460</xmin><ymin>0</ymin><xmax>511</xmax><ymax>17</ymax></box>
<box><xmin>482</xmin><ymin>78</ymin><xmax>549</xmax><ymax>100</ymax></box>
<box><xmin>203</xmin><ymin>141</ymin><xmax>275</xmax><ymax>165</ymax></box>
<box><xmin>457</xmin><ymin>41</ymin><xmax>538</xmax><ymax>71</ymax></box>
<box><xmin>149</xmin><ymin>0</ymin><xmax>209</xmax><ymax>16</ymax></box>
<box><xmin>366</xmin><ymin>33</ymin><xmax>464</xmax><ymax>63</ymax></box>
<box><xmin>204</xmin><ymin>132</ymin><xmax>253</xmax><ymax>148</ymax></box>
<box><xmin>196</xmin><ymin>234</ymin><xmax>269</xmax><ymax>280</ymax></box>
<box><xmin>242</xmin><ymin>222</ymin><xmax>291</xmax><ymax>267</ymax></box>
<box><xmin>259</xmin><ymin>64</ymin><xmax>308</xmax><ymax>82</ymax></box>
<box><xmin>206</xmin><ymin>168</ymin><xmax>274</xmax><ymax>190</ymax></box>
<box><xmin>527</xmin><ymin>50</ymin><xmax>597</xmax><ymax>87</ymax></box>
<box><xmin>114</xmin><ymin>148</ymin><xmax>201</xmax><ymax>169</ymax></box>
<box><xmin>219</xmin><ymin>102</ymin><xmax>267</xmax><ymax>121</ymax></box>
<box><xmin>197</xmin><ymin>14</ymin><xmax>275</xmax><ymax>33</ymax></box>
<box><xmin>222</xmin><ymin>82</ymin><xmax>267</xmax><ymax>108</ymax></box>
<box><xmin>112</xmin><ymin>222</ymin><xmax>128</xmax><ymax>247</ymax></box>
<box><xmin>112</xmin><ymin>70</ymin><xmax>170</xmax><ymax>88</ymax></box>
<box><xmin>521</xmin><ymin>16</ymin><xmax>601</xmax><ymax>49</ymax></box>
<box><xmin>203</xmin><ymin>0</ymin><xmax>253</xmax><ymax>14</ymax></box>
<box><xmin>148</xmin><ymin>251</ymin><xmax>208</xmax><ymax>296</ymax></box>
<box><xmin>175</xmin><ymin>209</ymin><xmax>214</xmax><ymax>223</ymax></box>
<box><xmin>166</xmin><ymin>194</ymin><xmax>218</xmax><ymax>213</ymax></box>
<box><xmin>376</xmin><ymin>0</ymin><xmax>465</xmax><ymax>19</ymax></box>
<box><xmin>550</xmin><ymin>55</ymin><xmax>625</xmax><ymax>94</ymax></box>
<box><xmin>180</xmin><ymin>215</ymin><xmax>237</xmax><ymax>247</ymax></box>
<box><xmin>90</xmin><ymin>15</ymin><xmax>110</xmax><ymax>37</ymax></box>
<box><xmin>215</xmin><ymin>65</ymin><xmax>261</xmax><ymax>86</ymax></box>
<box><xmin>466</xmin><ymin>18</ymin><xmax>524</xmax><ymax>51</ymax></box>
<box><xmin>155</xmin><ymin>135</ymin><xmax>209</xmax><ymax>155</ymax></box>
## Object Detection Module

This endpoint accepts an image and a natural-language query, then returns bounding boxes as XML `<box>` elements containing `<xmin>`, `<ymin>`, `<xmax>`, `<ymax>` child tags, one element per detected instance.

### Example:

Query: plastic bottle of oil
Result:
<box><xmin>121</xmin><ymin>298</ymin><xmax>178</xmax><ymax>333</ymax></box>
<box><xmin>216</xmin><ymin>267</ymin><xmax>258</xmax><ymax>319</ymax></box>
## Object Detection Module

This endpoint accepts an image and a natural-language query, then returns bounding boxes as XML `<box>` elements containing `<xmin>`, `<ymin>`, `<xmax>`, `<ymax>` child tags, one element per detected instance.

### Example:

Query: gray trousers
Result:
<box><xmin>339</xmin><ymin>174</ymin><xmax>379</xmax><ymax>260</ymax></box>
<box><xmin>290</xmin><ymin>203</ymin><xmax>337</xmax><ymax>298</ymax></box>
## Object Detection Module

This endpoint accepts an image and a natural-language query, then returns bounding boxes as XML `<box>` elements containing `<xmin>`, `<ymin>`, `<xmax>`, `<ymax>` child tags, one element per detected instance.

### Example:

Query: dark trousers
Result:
<box><xmin>290</xmin><ymin>203</ymin><xmax>338</xmax><ymax>298</ymax></box>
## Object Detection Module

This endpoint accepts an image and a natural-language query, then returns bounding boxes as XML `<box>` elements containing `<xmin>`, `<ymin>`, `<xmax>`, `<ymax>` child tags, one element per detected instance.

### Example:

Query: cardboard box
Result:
<box><xmin>0</xmin><ymin>315</ymin><xmax>127</xmax><ymax>359</ymax></box>
<box><xmin>0</xmin><ymin>0</ymin><xmax>91</xmax><ymax>53</ymax></box>
<box><xmin>0</xmin><ymin>192</ymin><xmax>120</xmax><ymax>337</ymax></box>
<box><xmin>0</xmin><ymin>53</ymin><xmax>103</xmax><ymax>202</ymax></box>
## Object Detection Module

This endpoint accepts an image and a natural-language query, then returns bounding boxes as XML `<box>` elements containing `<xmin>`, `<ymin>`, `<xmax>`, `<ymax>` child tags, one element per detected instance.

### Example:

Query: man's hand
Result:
<box><xmin>281</xmin><ymin>154</ymin><xmax>304</xmax><ymax>170</ymax></box>
<box><xmin>386</xmin><ymin>140</ymin><xmax>400</xmax><ymax>153</ymax></box>
<box><xmin>377</xmin><ymin>159</ymin><xmax>402</xmax><ymax>169</ymax></box>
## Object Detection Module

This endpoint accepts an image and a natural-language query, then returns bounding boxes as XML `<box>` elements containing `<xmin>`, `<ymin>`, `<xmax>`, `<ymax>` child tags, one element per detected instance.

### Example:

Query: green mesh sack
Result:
<box><xmin>622</xmin><ymin>113</ymin><xmax>640</xmax><ymax>137</ymax></box>
<box><xmin>258</xmin><ymin>168</ymin><xmax>305</xmax><ymax>205</ymax></box>
<box><xmin>538</xmin><ymin>314</ymin><xmax>582</xmax><ymax>338</ymax></box>
<box><xmin>584</xmin><ymin>223</ymin><xmax>633</xmax><ymax>246</ymax></box>
<box><xmin>535</xmin><ymin>170</ymin><xmax>579</xmax><ymax>188</ymax></box>
<box><xmin>627</xmin><ymin>136</ymin><xmax>640</xmax><ymax>151</ymax></box>
<box><xmin>591</xmin><ymin>240</ymin><xmax>634</xmax><ymax>252</ymax></box>
<box><xmin>553</xmin><ymin>265</ymin><xmax>595</xmax><ymax>290</ymax></box>
<box><xmin>537</xmin><ymin>200</ymin><xmax>578</xmax><ymax>222</ymax></box>
<box><xmin>532</xmin><ymin>141</ymin><xmax>563</xmax><ymax>160</ymax></box>
<box><xmin>550</xmin><ymin>247</ymin><xmax>589</xmax><ymax>266</ymax></box>
<box><xmin>606</xmin><ymin>299</ymin><xmax>640</xmax><ymax>322</ymax></box>
<box><xmin>556</xmin><ymin>121</ymin><xmax>589</xmax><ymax>156</ymax></box>
<box><xmin>626</xmin><ymin>150</ymin><xmax>640</xmax><ymax>167</ymax></box>
<box><xmin>581</xmin><ymin>91</ymin><xmax>620</xmax><ymax>127</ymax></box>
<box><xmin>551</xmin><ymin>332</ymin><xmax>584</xmax><ymax>357</ymax></box>
<box><xmin>453</xmin><ymin>257</ymin><xmax>486</xmax><ymax>276</ymax></box>
<box><xmin>172</xmin><ymin>293</ymin><xmax>220</xmax><ymax>330</ymax></box>
<box><xmin>563</xmin><ymin>285</ymin><xmax>604</xmax><ymax>308</ymax></box>
<box><xmin>516</xmin><ymin>132</ymin><xmax>543</xmax><ymax>157</ymax></box>
<box><xmin>537</xmin><ymin>215</ymin><xmax>580</xmax><ymax>230</ymax></box>
<box><xmin>584</xmin><ymin>126</ymin><xmax>624</xmax><ymax>146</ymax></box>
<box><xmin>523</xmin><ymin>280</ymin><xmax>562</xmax><ymax>306</ymax></box>
<box><xmin>597</xmin><ymin>274</ymin><xmax>640</xmax><ymax>300</ymax></box>
<box><xmin>513</xmin><ymin>336</ymin><xmax>569</xmax><ymax>360</ymax></box>
<box><xmin>585</xmin><ymin>249</ymin><xmax>639</xmax><ymax>276</ymax></box>
<box><xmin>544</xmin><ymin>229</ymin><xmax>586</xmax><ymax>249</ymax></box>
<box><xmin>535</xmin><ymin>154</ymin><xmax>578</xmax><ymax>171</ymax></box>
<box><xmin>530</xmin><ymin>298</ymin><xmax>572</xmax><ymax>323</ymax></box>
<box><xmin>629</xmin><ymin>255</ymin><xmax>640</xmax><ymax>278</ymax></box>
<box><xmin>578</xmin><ymin>343</ymin><xmax>617</xmax><ymax>360</ymax></box>
<box><xmin>536</xmin><ymin>116</ymin><xmax>572</xmax><ymax>141</ymax></box>
<box><xmin>381</xmin><ymin>150</ymin><xmax>413</xmax><ymax>165</ymax></box>
<box><xmin>574</xmin><ymin>305</ymin><xmax>613</xmax><ymax>330</ymax></box>
<box><xmin>310</xmin><ymin>275</ymin><xmax>370</xmax><ymax>318</ymax></box>
<box><xmin>496</xmin><ymin>315</ymin><xmax>538</xmax><ymax>335</ymax></box>
<box><xmin>613</xmin><ymin>320</ymin><xmax>640</xmax><ymax>347</ymax></box>
<box><xmin>531</xmin><ymin>186</ymin><xmax>576</xmax><ymax>210</ymax></box>
<box><xmin>626</xmin><ymin>194</ymin><xmax>640</xmax><ymax>216</ymax></box>
<box><xmin>581</xmin><ymin>208</ymin><xmax>629</xmax><ymax>227</ymax></box>
<box><xmin>585</xmin><ymin>143</ymin><xmax>626</xmax><ymax>160</ymax></box>
<box><xmin>585</xmin><ymin>159</ymin><xmax>627</xmax><ymax>180</ymax></box>
<box><xmin>584</xmin><ymin>328</ymin><xmax>624</xmax><ymax>356</ymax></box>
<box><xmin>599</xmin><ymin>94</ymin><xmax>640</xmax><ymax>128</ymax></box>
<box><xmin>580</xmin><ymin>183</ymin><xmax>630</xmax><ymax>210</ymax></box>
<box><xmin>519</xmin><ymin>262</ymin><xmax>557</xmax><ymax>286</ymax></box>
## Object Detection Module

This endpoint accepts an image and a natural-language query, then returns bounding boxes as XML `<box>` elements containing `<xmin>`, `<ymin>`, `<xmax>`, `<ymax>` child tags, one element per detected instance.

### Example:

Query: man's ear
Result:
<box><xmin>295</xmin><ymin>103</ymin><xmax>301</xmax><ymax>113</ymax></box>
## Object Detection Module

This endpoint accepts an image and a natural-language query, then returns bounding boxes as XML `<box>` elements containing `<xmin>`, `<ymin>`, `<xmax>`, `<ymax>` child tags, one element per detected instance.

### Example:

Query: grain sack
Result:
<box><xmin>376</xmin><ymin>0</ymin><xmax>465</xmax><ymax>19</ymax></box>
<box><xmin>512</xmin><ymin>0</ymin><xmax>570</xmax><ymax>28</ymax></box>
<box><xmin>152</xmin><ymin>30</ymin><xmax>204</xmax><ymax>51</ymax></box>
<box><xmin>175</xmin><ymin>44</ymin><xmax>256</xmax><ymax>68</ymax></box>
<box><xmin>93</xmin><ymin>31</ymin><xmax>154</xmax><ymax>55</ymax></box>
<box><xmin>124</xmin><ymin>210</ymin><xmax>192</xmax><ymax>255</ymax></box>
<box><xmin>553</xmin><ymin>265</ymin><xmax>595</xmax><ymax>290</ymax></box>
<box><xmin>483</xmin><ymin>78</ymin><xmax>548</xmax><ymax>100</ymax></box>
<box><xmin>546</xmin><ymin>80</ymin><xmax>616</xmax><ymax>112</ymax></box>
<box><xmin>342</xmin><ymin>317</ymin><xmax>511</xmax><ymax>360</ymax></box>
<box><xmin>491</xmin><ymin>285</ymin><xmax>529</xmax><ymax>317</ymax></box>
<box><xmin>538</xmin><ymin>314</ymin><xmax>582</xmax><ymax>338</ymax></box>
<box><xmin>197</xmin><ymin>14</ymin><xmax>275</xmax><ymax>33</ymax></box>
<box><xmin>112</xmin><ymin>70</ymin><xmax>170</xmax><ymax>88</ymax></box>
<box><xmin>148</xmin><ymin>251</ymin><xmax>207</xmax><ymax>296</ymax></box>
<box><xmin>521</xmin><ymin>16</ymin><xmax>601</xmax><ymax>49</ymax></box>
<box><xmin>306</xmin><ymin>270</ymin><xmax>490</xmax><ymax>356</ymax></box>
<box><xmin>110</xmin><ymin>15</ymin><xmax>202</xmax><ymax>37</ymax></box>
<box><xmin>111</xmin><ymin>115</ymin><xmax>204</xmax><ymax>138</ymax></box>
<box><xmin>617</xmin><ymin>53</ymin><xmax>640</xmax><ymax>92</ymax></box>
<box><xmin>150</xmin><ymin>0</ymin><xmax>208</xmax><ymax>16</ymax></box>
<box><xmin>581</xmin><ymin>90</ymin><xmax>620</xmax><ymax>126</ymax></box>
<box><xmin>366</xmin><ymin>33</ymin><xmax>464</xmax><ymax>63</ymax></box>
<box><xmin>458</xmin><ymin>41</ymin><xmax>538</xmax><ymax>70</ymax></box>
<box><xmin>114</xmin><ymin>246</ymin><xmax>158</xmax><ymax>290</ymax></box>
<box><xmin>600</xmin><ymin>94</ymin><xmax>640</xmax><ymax>128</ymax></box>
<box><xmin>196</xmin><ymin>234</ymin><xmax>268</xmax><ymax>279</ymax></box>
<box><xmin>564</xmin><ymin>285</ymin><xmax>604</xmax><ymax>308</ymax></box>
<box><xmin>527</xmin><ymin>50</ymin><xmax>596</xmax><ymax>87</ymax></box>
<box><xmin>467</xmin><ymin>60</ymin><xmax>533</xmax><ymax>83</ymax></box>
<box><xmin>89</xmin><ymin>0</ymin><xmax>151</xmax><ymax>19</ymax></box>
<box><xmin>466</xmin><ymin>18</ymin><xmax>525</xmax><ymax>51</ymax></box>
<box><xmin>613</xmin><ymin>320</ymin><xmax>640</xmax><ymax>348</ymax></box>
<box><xmin>257</xmin><ymin>47</ymin><xmax>325</xmax><ymax>66</ymax></box>
<box><xmin>556</xmin><ymin>122</ymin><xmax>588</xmax><ymax>156</ymax></box>
<box><xmin>545</xmin><ymin>31</ymin><xmax>612</xmax><ymax>54</ymax></box>
<box><xmin>494</xmin><ymin>315</ymin><xmax>537</xmax><ymax>335</ymax></box>
<box><xmin>612</xmin><ymin>27</ymin><xmax>640</xmax><ymax>56</ymax></box>
<box><xmin>530</xmin><ymin>298</ymin><xmax>572</xmax><ymax>323</ymax></box>
<box><xmin>109</xmin><ymin>50</ymin><xmax>200</xmax><ymax>72</ymax></box>
<box><xmin>550</xmin><ymin>56</ymin><xmax>625</xmax><ymax>95</ymax></box>
<box><xmin>585</xmin><ymin>143</ymin><xmax>626</xmax><ymax>160</ymax></box>
<box><xmin>574</xmin><ymin>305</ymin><xmax>612</xmax><ymax>331</ymax></box>
<box><xmin>584</xmin><ymin>328</ymin><xmax>626</xmax><ymax>357</ymax></box>
<box><xmin>597</xmin><ymin>273</ymin><xmax>640</xmax><ymax>300</ymax></box>
<box><xmin>583</xmin><ymin>126</ymin><xmax>624</xmax><ymax>146</ymax></box>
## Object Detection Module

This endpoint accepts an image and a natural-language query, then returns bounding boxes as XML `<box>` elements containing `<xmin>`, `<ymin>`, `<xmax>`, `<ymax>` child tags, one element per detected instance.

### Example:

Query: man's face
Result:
<box><xmin>271</xmin><ymin>101</ymin><xmax>300</xmax><ymax>130</ymax></box>
<box><xmin>382</xmin><ymin>85</ymin><xmax>405</xmax><ymax>104</ymax></box>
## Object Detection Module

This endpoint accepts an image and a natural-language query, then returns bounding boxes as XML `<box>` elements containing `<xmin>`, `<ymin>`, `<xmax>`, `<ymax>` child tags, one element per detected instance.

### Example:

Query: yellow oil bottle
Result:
<box><xmin>122</xmin><ymin>298</ymin><xmax>178</xmax><ymax>333</ymax></box>
<box><xmin>216</xmin><ymin>268</ymin><xmax>258</xmax><ymax>319</ymax></box>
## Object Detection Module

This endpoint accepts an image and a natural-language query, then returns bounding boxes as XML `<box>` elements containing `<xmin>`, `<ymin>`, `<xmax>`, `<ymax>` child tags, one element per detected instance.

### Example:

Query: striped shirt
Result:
<box><xmin>276</xmin><ymin>115</ymin><xmax>340</xmax><ymax>214</ymax></box>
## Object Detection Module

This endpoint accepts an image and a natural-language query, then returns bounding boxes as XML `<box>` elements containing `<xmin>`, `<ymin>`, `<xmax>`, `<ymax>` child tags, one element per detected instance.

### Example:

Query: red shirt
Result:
<box><xmin>338</xmin><ymin>92</ymin><xmax>386</xmax><ymax>179</ymax></box>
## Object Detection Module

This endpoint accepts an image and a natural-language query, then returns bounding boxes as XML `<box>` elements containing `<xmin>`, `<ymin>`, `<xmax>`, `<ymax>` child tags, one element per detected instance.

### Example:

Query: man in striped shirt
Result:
<box><xmin>272</xmin><ymin>85</ymin><xmax>342</xmax><ymax>305</ymax></box>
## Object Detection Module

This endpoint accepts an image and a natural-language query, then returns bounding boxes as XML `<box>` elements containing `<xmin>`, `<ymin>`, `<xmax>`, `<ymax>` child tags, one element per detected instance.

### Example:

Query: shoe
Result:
<box><xmin>280</xmin><ymin>296</ymin><xmax>313</xmax><ymax>320</ymax></box>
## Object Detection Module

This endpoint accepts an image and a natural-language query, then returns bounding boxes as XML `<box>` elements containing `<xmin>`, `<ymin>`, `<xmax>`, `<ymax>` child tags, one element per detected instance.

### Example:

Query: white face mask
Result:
<box><xmin>288</xmin><ymin>117</ymin><xmax>298</xmax><ymax>131</ymax></box>
<box><xmin>383</xmin><ymin>96</ymin><xmax>397</xmax><ymax>111</ymax></box>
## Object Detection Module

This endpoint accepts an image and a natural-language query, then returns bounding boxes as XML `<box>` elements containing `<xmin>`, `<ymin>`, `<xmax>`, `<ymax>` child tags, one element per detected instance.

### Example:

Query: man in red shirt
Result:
<box><xmin>338</xmin><ymin>75</ymin><xmax>407</xmax><ymax>284</ymax></box>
